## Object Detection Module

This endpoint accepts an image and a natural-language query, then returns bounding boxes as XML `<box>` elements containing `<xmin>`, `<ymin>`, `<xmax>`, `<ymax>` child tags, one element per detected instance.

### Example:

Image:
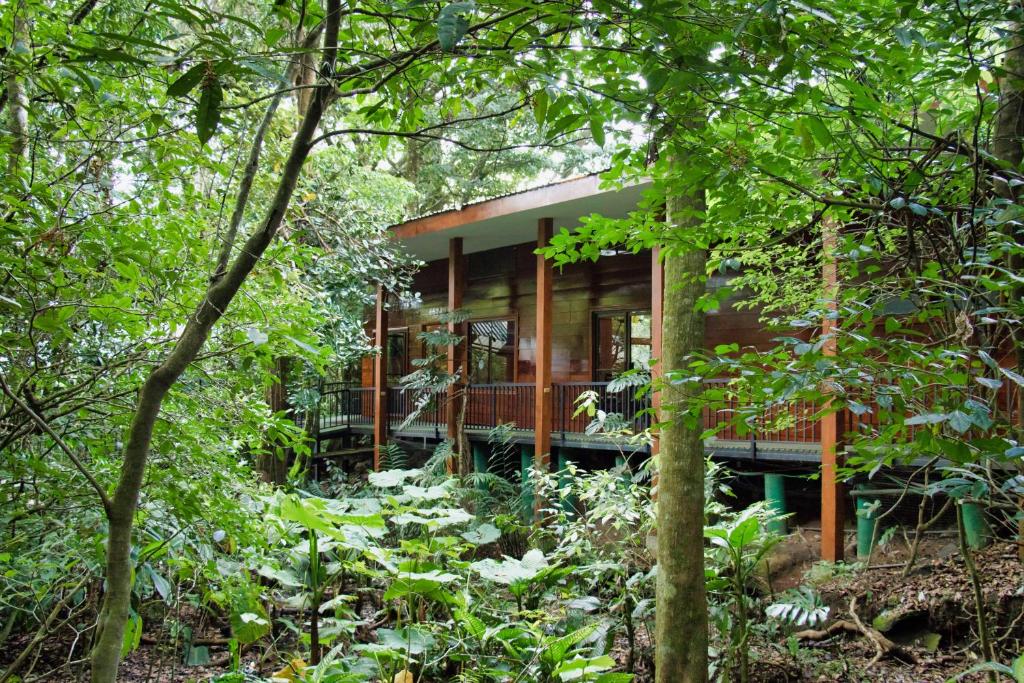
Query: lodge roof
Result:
<box><xmin>389</xmin><ymin>172</ymin><xmax>652</xmax><ymax>262</ymax></box>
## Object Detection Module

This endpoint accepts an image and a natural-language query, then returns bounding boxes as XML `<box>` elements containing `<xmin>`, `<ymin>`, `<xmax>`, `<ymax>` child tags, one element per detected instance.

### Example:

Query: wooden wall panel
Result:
<box><xmin>381</xmin><ymin>243</ymin><xmax>775</xmax><ymax>386</ymax></box>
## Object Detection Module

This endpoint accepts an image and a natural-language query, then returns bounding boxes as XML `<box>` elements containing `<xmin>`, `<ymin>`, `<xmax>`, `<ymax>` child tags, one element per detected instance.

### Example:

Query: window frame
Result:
<box><xmin>591</xmin><ymin>308</ymin><xmax>652</xmax><ymax>382</ymax></box>
<box><xmin>385</xmin><ymin>327</ymin><xmax>409</xmax><ymax>384</ymax></box>
<box><xmin>467</xmin><ymin>315</ymin><xmax>518</xmax><ymax>385</ymax></box>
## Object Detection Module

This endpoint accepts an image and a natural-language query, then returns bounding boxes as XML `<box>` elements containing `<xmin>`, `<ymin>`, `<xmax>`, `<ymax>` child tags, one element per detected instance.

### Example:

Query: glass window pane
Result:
<box><xmin>469</xmin><ymin>319</ymin><xmax>516</xmax><ymax>383</ymax></box>
<box><xmin>387</xmin><ymin>331</ymin><xmax>407</xmax><ymax>381</ymax></box>
<box><xmin>594</xmin><ymin>313</ymin><xmax>627</xmax><ymax>381</ymax></box>
<box><xmin>630</xmin><ymin>312</ymin><xmax>652</xmax><ymax>371</ymax></box>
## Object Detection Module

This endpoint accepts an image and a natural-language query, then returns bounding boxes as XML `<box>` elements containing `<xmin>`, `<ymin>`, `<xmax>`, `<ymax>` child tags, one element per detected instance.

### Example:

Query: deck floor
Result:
<box><xmin>318</xmin><ymin>419</ymin><xmax>823</xmax><ymax>463</ymax></box>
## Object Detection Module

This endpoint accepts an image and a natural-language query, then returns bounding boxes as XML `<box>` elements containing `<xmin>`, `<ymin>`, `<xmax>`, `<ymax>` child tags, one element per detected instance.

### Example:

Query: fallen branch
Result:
<box><xmin>793</xmin><ymin>619</ymin><xmax>862</xmax><ymax>641</ymax></box>
<box><xmin>794</xmin><ymin>597</ymin><xmax>918</xmax><ymax>669</ymax></box>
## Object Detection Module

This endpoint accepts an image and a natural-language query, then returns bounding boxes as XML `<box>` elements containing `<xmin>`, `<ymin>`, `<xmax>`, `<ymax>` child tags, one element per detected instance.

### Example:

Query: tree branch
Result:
<box><xmin>0</xmin><ymin>372</ymin><xmax>112</xmax><ymax>515</ymax></box>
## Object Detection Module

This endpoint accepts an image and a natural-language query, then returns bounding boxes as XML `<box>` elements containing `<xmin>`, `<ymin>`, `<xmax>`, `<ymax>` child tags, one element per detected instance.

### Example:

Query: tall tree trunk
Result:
<box><xmin>654</xmin><ymin>162</ymin><xmax>708</xmax><ymax>683</ymax></box>
<box><xmin>259</xmin><ymin>356</ymin><xmax>292</xmax><ymax>484</ymax></box>
<box><xmin>992</xmin><ymin>14</ymin><xmax>1024</xmax><ymax>559</ymax></box>
<box><xmin>88</xmin><ymin>3</ymin><xmax>342</xmax><ymax>680</ymax></box>
<box><xmin>6</xmin><ymin>1</ymin><xmax>29</xmax><ymax>174</ymax></box>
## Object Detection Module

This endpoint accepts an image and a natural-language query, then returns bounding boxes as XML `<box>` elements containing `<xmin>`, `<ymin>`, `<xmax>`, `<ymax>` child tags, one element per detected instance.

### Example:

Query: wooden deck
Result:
<box><xmin>311</xmin><ymin>380</ymin><xmax>827</xmax><ymax>462</ymax></box>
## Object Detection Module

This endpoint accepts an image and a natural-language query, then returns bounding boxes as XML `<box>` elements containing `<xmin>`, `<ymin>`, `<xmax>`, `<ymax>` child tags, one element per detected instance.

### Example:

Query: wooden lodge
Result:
<box><xmin>315</xmin><ymin>173</ymin><xmax>850</xmax><ymax>559</ymax></box>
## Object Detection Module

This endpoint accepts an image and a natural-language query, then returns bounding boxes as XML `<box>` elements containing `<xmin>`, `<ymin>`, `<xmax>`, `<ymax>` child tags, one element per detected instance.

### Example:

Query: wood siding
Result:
<box><xmin>379</xmin><ymin>242</ymin><xmax>775</xmax><ymax>383</ymax></box>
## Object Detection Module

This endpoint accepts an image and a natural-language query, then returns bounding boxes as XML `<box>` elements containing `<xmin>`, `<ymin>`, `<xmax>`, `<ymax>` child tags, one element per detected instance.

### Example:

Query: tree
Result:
<box><xmin>0</xmin><ymin>2</ymin><xmax>633</xmax><ymax>677</ymax></box>
<box><xmin>655</xmin><ymin>148</ymin><xmax>710</xmax><ymax>682</ymax></box>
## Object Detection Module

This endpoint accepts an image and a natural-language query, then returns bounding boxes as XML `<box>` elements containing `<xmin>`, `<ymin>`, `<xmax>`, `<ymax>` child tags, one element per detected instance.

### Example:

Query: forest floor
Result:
<box><xmin>5</xmin><ymin>533</ymin><xmax>1021</xmax><ymax>682</ymax></box>
<box><xmin>750</xmin><ymin>530</ymin><xmax>1024</xmax><ymax>682</ymax></box>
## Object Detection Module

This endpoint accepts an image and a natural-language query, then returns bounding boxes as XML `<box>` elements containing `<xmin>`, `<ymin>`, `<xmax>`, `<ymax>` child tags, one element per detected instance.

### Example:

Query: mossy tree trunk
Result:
<box><xmin>654</xmin><ymin>159</ymin><xmax>708</xmax><ymax>683</ymax></box>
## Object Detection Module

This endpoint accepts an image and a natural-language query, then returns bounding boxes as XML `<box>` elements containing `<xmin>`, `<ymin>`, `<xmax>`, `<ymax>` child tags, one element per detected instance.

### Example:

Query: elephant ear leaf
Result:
<box><xmin>196</xmin><ymin>77</ymin><xmax>222</xmax><ymax>144</ymax></box>
<box><xmin>437</xmin><ymin>2</ymin><xmax>475</xmax><ymax>52</ymax></box>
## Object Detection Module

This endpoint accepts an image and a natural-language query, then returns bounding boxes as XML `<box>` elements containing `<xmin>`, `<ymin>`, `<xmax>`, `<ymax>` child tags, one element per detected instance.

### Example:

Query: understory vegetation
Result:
<box><xmin>3</xmin><ymin>0</ymin><xmax>1024</xmax><ymax>681</ymax></box>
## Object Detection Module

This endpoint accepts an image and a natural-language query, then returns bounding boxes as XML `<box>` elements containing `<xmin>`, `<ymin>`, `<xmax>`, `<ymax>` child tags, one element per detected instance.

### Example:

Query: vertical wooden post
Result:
<box><xmin>534</xmin><ymin>218</ymin><xmax>554</xmax><ymax>489</ymax></box>
<box><xmin>447</xmin><ymin>237</ymin><xmax>466</xmax><ymax>471</ymax></box>
<box><xmin>820</xmin><ymin>218</ymin><xmax>845</xmax><ymax>561</ymax></box>
<box><xmin>372</xmin><ymin>285</ymin><xmax>388</xmax><ymax>471</ymax></box>
<box><xmin>651</xmin><ymin>247</ymin><xmax>664</xmax><ymax>459</ymax></box>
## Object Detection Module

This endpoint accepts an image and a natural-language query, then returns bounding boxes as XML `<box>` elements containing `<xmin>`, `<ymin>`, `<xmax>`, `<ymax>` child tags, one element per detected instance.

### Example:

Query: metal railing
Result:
<box><xmin>389</xmin><ymin>387</ymin><xmax>444</xmax><ymax>431</ymax></box>
<box><xmin>318</xmin><ymin>378</ymin><xmax>1024</xmax><ymax>449</ymax></box>
<box><xmin>464</xmin><ymin>383</ymin><xmax>536</xmax><ymax>430</ymax></box>
<box><xmin>553</xmin><ymin>381</ymin><xmax>651</xmax><ymax>436</ymax></box>
<box><xmin>318</xmin><ymin>382</ymin><xmax>374</xmax><ymax>431</ymax></box>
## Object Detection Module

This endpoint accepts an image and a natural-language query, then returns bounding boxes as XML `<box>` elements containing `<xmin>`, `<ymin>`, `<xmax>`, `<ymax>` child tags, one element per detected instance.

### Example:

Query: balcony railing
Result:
<box><xmin>318</xmin><ymin>382</ymin><xmax>374</xmax><ymax>431</ymax></box>
<box><xmin>554</xmin><ymin>381</ymin><xmax>651</xmax><ymax>435</ymax></box>
<box><xmin>314</xmin><ymin>378</ymin><xmax>1022</xmax><ymax>448</ymax></box>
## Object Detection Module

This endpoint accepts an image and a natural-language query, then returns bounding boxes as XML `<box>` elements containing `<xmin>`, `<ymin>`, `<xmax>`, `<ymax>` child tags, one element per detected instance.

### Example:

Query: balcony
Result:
<box><xmin>312</xmin><ymin>378</ymin><xmax>1023</xmax><ymax>461</ymax></box>
<box><xmin>312</xmin><ymin>380</ymin><xmax>840</xmax><ymax>460</ymax></box>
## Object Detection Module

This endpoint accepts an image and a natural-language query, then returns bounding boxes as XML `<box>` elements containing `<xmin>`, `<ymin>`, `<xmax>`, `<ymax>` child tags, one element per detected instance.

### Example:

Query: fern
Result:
<box><xmin>379</xmin><ymin>442</ymin><xmax>407</xmax><ymax>470</ymax></box>
<box><xmin>766</xmin><ymin>587</ymin><xmax>830</xmax><ymax>628</ymax></box>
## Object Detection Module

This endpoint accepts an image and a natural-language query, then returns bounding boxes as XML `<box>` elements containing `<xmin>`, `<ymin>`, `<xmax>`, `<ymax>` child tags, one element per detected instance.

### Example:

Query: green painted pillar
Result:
<box><xmin>557</xmin><ymin>449</ymin><xmax>578</xmax><ymax>515</ymax></box>
<box><xmin>520</xmin><ymin>444</ymin><xmax>534</xmax><ymax>521</ymax></box>
<box><xmin>472</xmin><ymin>442</ymin><xmax>488</xmax><ymax>490</ymax></box>
<box><xmin>615</xmin><ymin>454</ymin><xmax>631</xmax><ymax>487</ymax></box>
<box><xmin>855</xmin><ymin>490</ymin><xmax>879</xmax><ymax>560</ymax></box>
<box><xmin>764</xmin><ymin>473</ymin><xmax>787</xmax><ymax>536</ymax></box>
<box><xmin>962</xmin><ymin>501</ymin><xmax>991</xmax><ymax>550</ymax></box>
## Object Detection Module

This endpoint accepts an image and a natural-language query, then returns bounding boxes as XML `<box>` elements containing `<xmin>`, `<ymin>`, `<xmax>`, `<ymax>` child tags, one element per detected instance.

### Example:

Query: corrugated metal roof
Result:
<box><xmin>391</xmin><ymin>172</ymin><xmax>604</xmax><ymax>229</ymax></box>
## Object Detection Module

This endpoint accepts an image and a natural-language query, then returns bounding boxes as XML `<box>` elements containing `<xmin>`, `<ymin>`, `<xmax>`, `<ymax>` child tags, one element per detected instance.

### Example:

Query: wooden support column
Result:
<box><xmin>820</xmin><ymin>218</ymin><xmax>845</xmax><ymax>561</ymax></box>
<box><xmin>372</xmin><ymin>285</ymin><xmax>388</xmax><ymax>471</ymax></box>
<box><xmin>651</xmin><ymin>247</ymin><xmax>664</xmax><ymax>459</ymax></box>
<box><xmin>447</xmin><ymin>237</ymin><xmax>466</xmax><ymax>471</ymax></box>
<box><xmin>534</xmin><ymin>218</ymin><xmax>554</xmax><ymax>486</ymax></box>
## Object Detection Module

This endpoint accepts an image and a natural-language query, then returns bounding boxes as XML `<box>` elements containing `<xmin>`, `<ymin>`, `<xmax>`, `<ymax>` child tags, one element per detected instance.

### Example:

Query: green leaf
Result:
<box><xmin>376</xmin><ymin>627</ymin><xmax>434</xmax><ymax>655</ymax></box>
<box><xmin>905</xmin><ymin>412</ymin><xmax>947</xmax><ymax>426</ymax></box>
<box><xmin>148</xmin><ymin>566</ymin><xmax>172</xmax><ymax>602</ymax></box>
<box><xmin>246</xmin><ymin>327</ymin><xmax>269</xmax><ymax>346</ymax></box>
<box><xmin>232</xmin><ymin>611</ymin><xmax>270</xmax><ymax>645</ymax></box>
<box><xmin>595</xmin><ymin>674</ymin><xmax>634</xmax><ymax>683</ymax></box>
<box><xmin>728</xmin><ymin>515</ymin><xmax>759</xmax><ymax>548</ymax></box>
<box><xmin>471</xmin><ymin>548</ymin><xmax>549</xmax><ymax>584</ymax></box>
<box><xmin>533</xmin><ymin>89</ymin><xmax>549</xmax><ymax>127</ymax></box>
<box><xmin>1001</xmin><ymin>367</ymin><xmax>1024</xmax><ymax>387</ymax></box>
<box><xmin>167</xmin><ymin>63</ymin><xmax>206</xmax><ymax>97</ymax></box>
<box><xmin>1012</xmin><ymin>652</ymin><xmax>1024</xmax><ymax>682</ymax></box>
<box><xmin>947</xmin><ymin>410</ymin><xmax>972</xmax><ymax>434</ymax></box>
<box><xmin>368</xmin><ymin>468</ymin><xmax>422</xmax><ymax>487</ymax></box>
<box><xmin>590</xmin><ymin>115</ymin><xmax>606</xmax><ymax>147</ymax></box>
<box><xmin>437</xmin><ymin>2</ymin><xmax>474</xmax><ymax>52</ymax></box>
<box><xmin>196</xmin><ymin>78</ymin><xmax>223</xmax><ymax>144</ymax></box>
<box><xmin>121</xmin><ymin>609</ymin><xmax>142</xmax><ymax>656</ymax></box>
<box><xmin>554</xmin><ymin>654</ymin><xmax>616</xmax><ymax>681</ymax></box>
<box><xmin>461</xmin><ymin>523</ymin><xmax>500</xmax><ymax>545</ymax></box>
<box><xmin>184</xmin><ymin>644</ymin><xmax>210</xmax><ymax>666</ymax></box>
<box><xmin>802</xmin><ymin>116</ymin><xmax>831</xmax><ymax>146</ymax></box>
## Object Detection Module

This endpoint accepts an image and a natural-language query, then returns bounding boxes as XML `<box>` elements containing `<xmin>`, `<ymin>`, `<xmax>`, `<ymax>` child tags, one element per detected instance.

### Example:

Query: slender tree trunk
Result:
<box><xmin>654</xmin><ymin>160</ymin><xmax>708</xmax><ymax>683</ymax></box>
<box><xmin>88</xmin><ymin>3</ymin><xmax>342</xmax><ymax>680</ymax></box>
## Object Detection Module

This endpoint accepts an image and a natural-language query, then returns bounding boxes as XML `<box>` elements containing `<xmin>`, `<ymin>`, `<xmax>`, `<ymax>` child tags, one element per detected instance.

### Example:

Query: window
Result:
<box><xmin>386</xmin><ymin>329</ymin><xmax>408</xmax><ymax>383</ymax></box>
<box><xmin>593</xmin><ymin>310</ymin><xmax>652</xmax><ymax>381</ymax></box>
<box><xmin>468</xmin><ymin>319</ymin><xmax>516</xmax><ymax>384</ymax></box>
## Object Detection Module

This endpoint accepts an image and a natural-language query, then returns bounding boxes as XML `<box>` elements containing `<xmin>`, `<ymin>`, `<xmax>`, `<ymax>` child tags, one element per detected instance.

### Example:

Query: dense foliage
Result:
<box><xmin>2</xmin><ymin>0</ymin><xmax>1024</xmax><ymax>680</ymax></box>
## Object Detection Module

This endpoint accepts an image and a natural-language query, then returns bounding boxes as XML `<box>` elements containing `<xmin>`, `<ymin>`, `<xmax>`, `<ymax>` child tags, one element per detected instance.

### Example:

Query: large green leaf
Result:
<box><xmin>437</xmin><ymin>2</ymin><xmax>474</xmax><ymax>51</ymax></box>
<box><xmin>195</xmin><ymin>77</ymin><xmax>222</xmax><ymax>144</ymax></box>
